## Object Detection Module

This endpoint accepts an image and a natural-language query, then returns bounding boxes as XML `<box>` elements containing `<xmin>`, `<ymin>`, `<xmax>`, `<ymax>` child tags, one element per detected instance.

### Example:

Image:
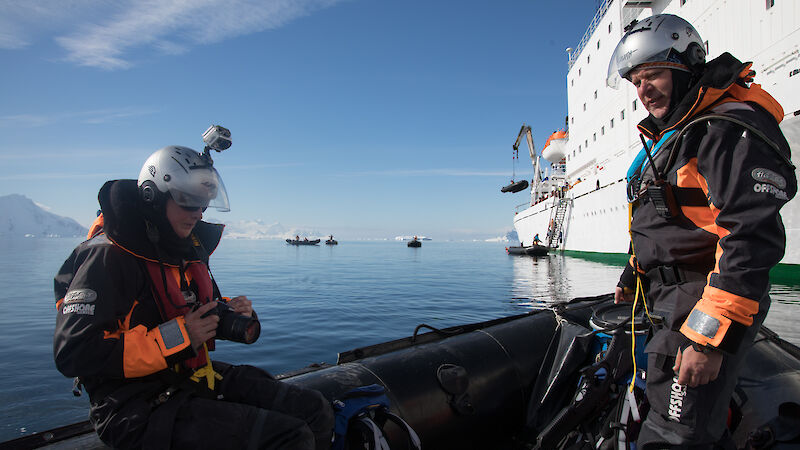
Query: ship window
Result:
<box><xmin>608</xmin><ymin>23</ymin><xmax>612</xmax><ymax>33</ymax></box>
<box><xmin>621</xmin><ymin>110</ymin><xmax>625</xmax><ymax>120</ymax></box>
<box><xmin>593</xmin><ymin>133</ymin><xmax>596</xmax><ymax>142</ymax></box>
<box><xmin>571</xmin><ymin>117</ymin><xmax>574</xmax><ymax>124</ymax></box>
<box><xmin>571</xmin><ymin>79</ymin><xmax>574</xmax><ymax>86</ymax></box>
<box><xmin>766</xmin><ymin>0</ymin><xmax>774</xmax><ymax>8</ymax></box>
<box><xmin>587</xmin><ymin>55</ymin><xmax>591</xmax><ymax>64</ymax></box>
<box><xmin>583</xmin><ymin>103</ymin><xmax>586</xmax><ymax>111</ymax></box>
<box><xmin>573</xmin><ymin>150</ymin><xmax>576</xmax><ymax>157</ymax></box>
<box><xmin>632</xmin><ymin>100</ymin><xmax>637</xmax><ymax>111</ymax></box>
<box><xmin>594</xmin><ymin>90</ymin><xmax>598</xmax><ymax>99</ymax></box>
<box><xmin>705</xmin><ymin>40</ymin><xmax>709</xmax><ymax>54</ymax></box>
<box><xmin>610</xmin><ymin>118</ymin><xmax>614</xmax><ymax>128</ymax></box>
<box><xmin>601</xmin><ymin>126</ymin><xmax>605</xmax><ymax>135</ymax></box>
<box><xmin>681</xmin><ymin>0</ymin><xmax>687</xmax><ymax>5</ymax></box>
<box><xmin>585</xmin><ymin>139</ymin><xmax>589</xmax><ymax>148</ymax></box>
<box><xmin>579</xmin><ymin>68</ymin><xmax>582</xmax><ymax>76</ymax></box>
<box><xmin>597</xmin><ymin>40</ymin><xmax>600</xmax><ymax>49</ymax></box>
<box><xmin>579</xmin><ymin>144</ymin><xmax>582</xmax><ymax>152</ymax></box>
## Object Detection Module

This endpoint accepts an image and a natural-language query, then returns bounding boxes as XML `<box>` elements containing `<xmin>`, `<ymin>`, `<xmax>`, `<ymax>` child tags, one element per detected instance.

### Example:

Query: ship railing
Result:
<box><xmin>568</xmin><ymin>0</ymin><xmax>613</xmax><ymax>69</ymax></box>
<box><xmin>515</xmin><ymin>201</ymin><xmax>530</xmax><ymax>214</ymax></box>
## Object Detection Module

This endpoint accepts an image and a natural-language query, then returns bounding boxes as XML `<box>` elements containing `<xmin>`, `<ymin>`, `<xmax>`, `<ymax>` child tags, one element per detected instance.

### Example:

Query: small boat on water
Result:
<box><xmin>506</xmin><ymin>245</ymin><xmax>528</xmax><ymax>255</ymax></box>
<box><xmin>407</xmin><ymin>239</ymin><xmax>421</xmax><ymax>248</ymax></box>
<box><xmin>325</xmin><ymin>235</ymin><xmax>338</xmax><ymax>245</ymax></box>
<box><xmin>286</xmin><ymin>238</ymin><xmax>321</xmax><ymax>246</ymax></box>
<box><xmin>7</xmin><ymin>295</ymin><xmax>799</xmax><ymax>449</ymax></box>
<box><xmin>525</xmin><ymin>244</ymin><xmax>548</xmax><ymax>256</ymax></box>
<box><xmin>506</xmin><ymin>244</ymin><xmax>548</xmax><ymax>257</ymax></box>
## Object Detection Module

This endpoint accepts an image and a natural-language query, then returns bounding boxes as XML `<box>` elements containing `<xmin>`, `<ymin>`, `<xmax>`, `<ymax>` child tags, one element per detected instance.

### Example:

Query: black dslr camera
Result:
<box><xmin>202</xmin><ymin>301</ymin><xmax>261</xmax><ymax>344</ymax></box>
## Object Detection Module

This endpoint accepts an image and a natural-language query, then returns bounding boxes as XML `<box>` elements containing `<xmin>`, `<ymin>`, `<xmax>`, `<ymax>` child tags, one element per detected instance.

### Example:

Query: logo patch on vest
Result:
<box><xmin>64</xmin><ymin>289</ymin><xmax>97</xmax><ymax>304</ymax></box>
<box><xmin>751</xmin><ymin>168</ymin><xmax>786</xmax><ymax>189</ymax></box>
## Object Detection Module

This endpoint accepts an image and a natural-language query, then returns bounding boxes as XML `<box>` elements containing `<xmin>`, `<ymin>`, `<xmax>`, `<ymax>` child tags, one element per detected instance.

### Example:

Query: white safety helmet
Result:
<box><xmin>606</xmin><ymin>14</ymin><xmax>706</xmax><ymax>89</ymax></box>
<box><xmin>137</xmin><ymin>146</ymin><xmax>230</xmax><ymax>212</ymax></box>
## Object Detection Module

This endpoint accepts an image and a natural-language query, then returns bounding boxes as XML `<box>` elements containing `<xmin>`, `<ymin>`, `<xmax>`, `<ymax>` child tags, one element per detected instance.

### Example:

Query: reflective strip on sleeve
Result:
<box><xmin>158</xmin><ymin>320</ymin><xmax>185</xmax><ymax>350</ymax></box>
<box><xmin>685</xmin><ymin>309</ymin><xmax>721</xmax><ymax>339</ymax></box>
<box><xmin>680</xmin><ymin>300</ymin><xmax>732</xmax><ymax>349</ymax></box>
<box><xmin>154</xmin><ymin>317</ymin><xmax>191</xmax><ymax>357</ymax></box>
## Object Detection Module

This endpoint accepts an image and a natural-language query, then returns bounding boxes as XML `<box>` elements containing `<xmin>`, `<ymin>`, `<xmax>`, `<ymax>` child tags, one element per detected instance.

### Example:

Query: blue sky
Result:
<box><xmin>1</xmin><ymin>0</ymin><xmax>597</xmax><ymax>240</ymax></box>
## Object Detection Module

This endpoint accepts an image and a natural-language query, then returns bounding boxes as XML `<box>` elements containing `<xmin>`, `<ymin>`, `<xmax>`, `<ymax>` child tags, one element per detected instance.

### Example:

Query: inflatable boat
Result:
<box><xmin>6</xmin><ymin>295</ymin><xmax>799</xmax><ymax>449</ymax></box>
<box><xmin>506</xmin><ymin>244</ymin><xmax>548</xmax><ymax>257</ymax></box>
<box><xmin>501</xmin><ymin>180</ymin><xmax>529</xmax><ymax>193</ymax></box>
<box><xmin>408</xmin><ymin>240</ymin><xmax>422</xmax><ymax>248</ymax></box>
<box><xmin>286</xmin><ymin>238</ymin><xmax>321</xmax><ymax>245</ymax></box>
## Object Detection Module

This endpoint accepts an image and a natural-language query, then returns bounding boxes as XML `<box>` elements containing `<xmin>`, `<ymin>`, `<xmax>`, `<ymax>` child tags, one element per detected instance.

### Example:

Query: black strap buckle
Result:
<box><xmin>656</xmin><ymin>265</ymin><xmax>682</xmax><ymax>285</ymax></box>
<box><xmin>648</xmin><ymin>265</ymin><xmax>709</xmax><ymax>286</ymax></box>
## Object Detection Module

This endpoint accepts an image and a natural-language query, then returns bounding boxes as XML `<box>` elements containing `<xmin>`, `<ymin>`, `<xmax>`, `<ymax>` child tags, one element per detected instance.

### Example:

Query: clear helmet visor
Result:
<box><xmin>167</xmin><ymin>166</ymin><xmax>230</xmax><ymax>212</ymax></box>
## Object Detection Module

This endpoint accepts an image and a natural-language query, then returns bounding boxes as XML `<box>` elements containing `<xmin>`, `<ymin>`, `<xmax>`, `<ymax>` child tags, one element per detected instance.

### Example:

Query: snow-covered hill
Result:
<box><xmin>208</xmin><ymin>218</ymin><xmax>324</xmax><ymax>240</ymax></box>
<box><xmin>485</xmin><ymin>229</ymin><xmax>518</xmax><ymax>243</ymax></box>
<box><xmin>0</xmin><ymin>194</ymin><xmax>88</xmax><ymax>238</ymax></box>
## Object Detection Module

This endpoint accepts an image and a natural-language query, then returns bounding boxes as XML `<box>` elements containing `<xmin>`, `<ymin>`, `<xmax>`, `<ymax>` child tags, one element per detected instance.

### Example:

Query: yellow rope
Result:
<box><xmin>626</xmin><ymin>203</ymin><xmax>655</xmax><ymax>393</ymax></box>
<box><xmin>189</xmin><ymin>344</ymin><xmax>223</xmax><ymax>390</ymax></box>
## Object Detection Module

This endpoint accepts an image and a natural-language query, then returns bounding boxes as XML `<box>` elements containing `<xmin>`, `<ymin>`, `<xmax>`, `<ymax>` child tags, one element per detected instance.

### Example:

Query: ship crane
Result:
<box><xmin>511</xmin><ymin>124</ymin><xmax>543</xmax><ymax>200</ymax></box>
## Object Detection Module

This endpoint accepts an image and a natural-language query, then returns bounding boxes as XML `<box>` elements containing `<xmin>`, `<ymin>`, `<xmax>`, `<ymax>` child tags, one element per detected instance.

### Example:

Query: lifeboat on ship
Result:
<box><xmin>541</xmin><ymin>130</ymin><xmax>568</xmax><ymax>163</ymax></box>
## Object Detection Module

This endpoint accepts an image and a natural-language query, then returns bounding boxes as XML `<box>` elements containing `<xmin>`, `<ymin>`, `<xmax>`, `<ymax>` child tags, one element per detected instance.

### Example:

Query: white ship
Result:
<box><xmin>512</xmin><ymin>0</ymin><xmax>800</xmax><ymax>266</ymax></box>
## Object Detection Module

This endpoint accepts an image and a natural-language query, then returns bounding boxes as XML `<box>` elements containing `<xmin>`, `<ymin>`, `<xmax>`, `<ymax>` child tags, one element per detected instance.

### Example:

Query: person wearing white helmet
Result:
<box><xmin>54</xmin><ymin>144</ymin><xmax>334</xmax><ymax>449</ymax></box>
<box><xmin>608</xmin><ymin>14</ymin><xmax>796</xmax><ymax>449</ymax></box>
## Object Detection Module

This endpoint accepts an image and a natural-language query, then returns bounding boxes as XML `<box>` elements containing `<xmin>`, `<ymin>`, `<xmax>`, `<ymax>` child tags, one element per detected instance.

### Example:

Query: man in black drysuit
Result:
<box><xmin>607</xmin><ymin>14</ymin><xmax>796</xmax><ymax>449</ymax></box>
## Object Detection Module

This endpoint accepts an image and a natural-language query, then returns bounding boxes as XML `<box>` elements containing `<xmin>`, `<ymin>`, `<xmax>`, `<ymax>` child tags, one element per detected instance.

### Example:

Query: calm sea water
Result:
<box><xmin>0</xmin><ymin>238</ymin><xmax>798</xmax><ymax>441</ymax></box>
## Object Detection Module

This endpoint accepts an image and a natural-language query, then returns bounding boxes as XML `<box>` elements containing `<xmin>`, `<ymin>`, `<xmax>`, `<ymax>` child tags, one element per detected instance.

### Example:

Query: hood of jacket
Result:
<box><xmin>638</xmin><ymin>52</ymin><xmax>784</xmax><ymax>141</ymax></box>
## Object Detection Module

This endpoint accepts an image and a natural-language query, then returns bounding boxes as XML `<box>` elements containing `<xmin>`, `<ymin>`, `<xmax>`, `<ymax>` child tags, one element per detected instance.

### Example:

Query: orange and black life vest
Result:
<box><xmin>145</xmin><ymin>260</ymin><xmax>216</xmax><ymax>369</ymax></box>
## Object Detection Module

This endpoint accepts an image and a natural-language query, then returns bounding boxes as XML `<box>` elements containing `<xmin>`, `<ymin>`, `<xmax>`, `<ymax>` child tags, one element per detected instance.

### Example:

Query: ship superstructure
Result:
<box><xmin>513</xmin><ymin>0</ymin><xmax>800</xmax><ymax>264</ymax></box>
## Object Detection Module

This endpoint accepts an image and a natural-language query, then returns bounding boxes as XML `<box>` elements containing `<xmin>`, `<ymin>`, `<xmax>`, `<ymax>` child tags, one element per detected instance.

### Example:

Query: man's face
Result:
<box><xmin>629</xmin><ymin>67</ymin><xmax>673</xmax><ymax>119</ymax></box>
<box><xmin>165</xmin><ymin>198</ymin><xmax>202</xmax><ymax>238</ymax></box>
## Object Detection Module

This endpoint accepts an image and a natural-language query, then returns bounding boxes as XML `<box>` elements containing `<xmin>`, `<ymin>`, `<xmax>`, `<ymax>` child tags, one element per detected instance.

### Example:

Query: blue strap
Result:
<box><xmin>332</xmin><ymin>384</ymin><xmax>391</xmax><ymax>450</ymax></box>
<box><xmin>626</xmin><ymin>130</ymin><xmax>678</xmax><ymax>181</ymax></box>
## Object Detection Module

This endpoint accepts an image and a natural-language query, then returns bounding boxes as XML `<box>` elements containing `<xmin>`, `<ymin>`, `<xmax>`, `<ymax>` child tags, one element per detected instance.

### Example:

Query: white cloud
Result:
<box><xmin>42</xmin><ymin>0</ymin><xmax>345</xmax><ymax>70</ymax></box>
<box><xmin>0</xmin><ymin>107</ymin><xmax>159</xmax><ymax>127</ymax></box>
<box><xmin>0</xmin><ymin>0</ymin><xmax>111</xmax><ymax>49</ymax></box>
<box><xmin>341</xmin><ymin>168</ymin><xmax>515</xmax><ymax>177</ymax></box>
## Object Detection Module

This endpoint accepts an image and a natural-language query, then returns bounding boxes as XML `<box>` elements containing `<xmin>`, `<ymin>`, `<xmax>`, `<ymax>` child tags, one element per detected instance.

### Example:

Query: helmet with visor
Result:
<box><xmin>137</xmin><ymin>145</ymin><xmax>230</xmax><ymax>212</ymax></box>
<box><xmin>607</xmin><ymin>14</ymin><xmax>705</xmax><ymax>89</ymax></box>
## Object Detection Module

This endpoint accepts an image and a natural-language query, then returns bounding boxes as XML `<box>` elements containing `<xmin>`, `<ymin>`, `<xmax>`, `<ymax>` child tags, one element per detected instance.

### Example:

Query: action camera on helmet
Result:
<box><xmin>202</xmin><ymin>125</ymin><xmax>232</xmax><ymax>152</ymax></box>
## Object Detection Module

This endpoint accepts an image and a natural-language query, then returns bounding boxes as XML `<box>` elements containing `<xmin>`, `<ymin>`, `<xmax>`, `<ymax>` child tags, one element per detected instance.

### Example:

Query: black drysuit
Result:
<box><xmin>619</xmin><ymin>54</ymin><xmax>796</xmax><ymax>447</ymax></box>
<box><xmin>54</xmin><ymin>180</ymin><xmax>334</xmax><ymax>449</ymax></box>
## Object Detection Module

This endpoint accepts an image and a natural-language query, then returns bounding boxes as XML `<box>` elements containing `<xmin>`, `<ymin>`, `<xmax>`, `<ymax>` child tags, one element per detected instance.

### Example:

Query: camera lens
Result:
<box><xmin>202</xmin><ymin>302</ymin><xmax>261</xmax><ymax>344</ymax></box>
<box><xmin>217</xmin><ymin>308</ymin><xmax>261</xmax><ymax>344</ymax></box>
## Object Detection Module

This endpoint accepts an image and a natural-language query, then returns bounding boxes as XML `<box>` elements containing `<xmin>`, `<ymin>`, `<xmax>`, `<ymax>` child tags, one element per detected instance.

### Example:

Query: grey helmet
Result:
<box><xmin>606</xmin><ymin>14</ymin><xmax>706</xmax><ymax>88</ymax></box>
<box><xmin>137</xmin><ymin>146</ymin><xmax>230</xmax><ymax>212</ymax></box>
